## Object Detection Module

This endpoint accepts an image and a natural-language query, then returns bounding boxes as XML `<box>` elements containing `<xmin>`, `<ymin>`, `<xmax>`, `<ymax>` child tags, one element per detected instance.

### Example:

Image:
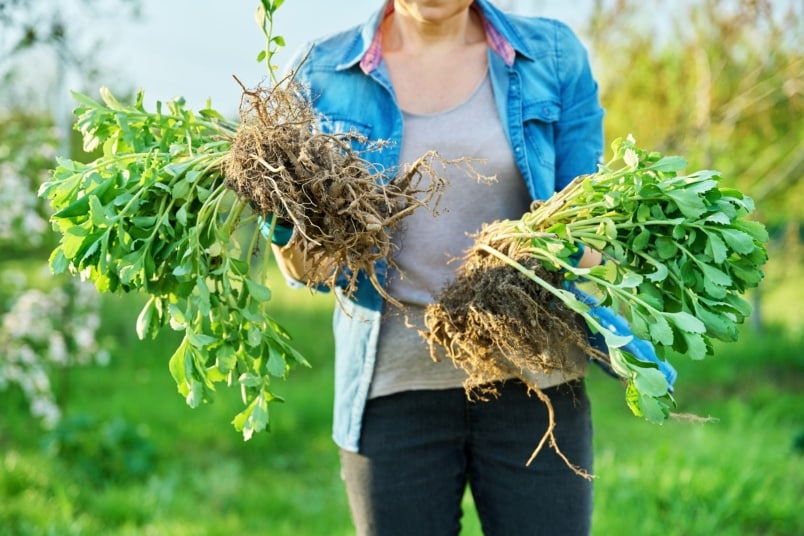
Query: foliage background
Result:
<box><xmin>1</xmin><ymin>0</ymin><xmax>802</xmax><ymax>534</ymax></box>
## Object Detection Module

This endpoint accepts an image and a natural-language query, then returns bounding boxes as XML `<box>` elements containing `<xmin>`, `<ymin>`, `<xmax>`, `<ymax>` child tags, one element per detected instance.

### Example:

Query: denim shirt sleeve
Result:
<box><xmin>551</xmin><ymin>21</ymin><xmax>605</xmax><ymax>190</ymax></box>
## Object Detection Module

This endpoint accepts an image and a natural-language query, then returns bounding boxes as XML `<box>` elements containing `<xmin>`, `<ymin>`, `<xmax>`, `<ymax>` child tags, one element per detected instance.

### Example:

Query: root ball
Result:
<box><xmin>224</xmin><ymin>78</ymin><xmax>448</xmax><ymax>301</ymax></box>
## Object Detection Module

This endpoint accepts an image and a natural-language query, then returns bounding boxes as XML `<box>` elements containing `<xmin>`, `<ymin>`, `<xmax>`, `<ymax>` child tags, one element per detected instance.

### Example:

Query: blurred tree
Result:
<box><xmin>0</xmin><ymin>0</ymin><xmax>138</xmax><ymax>429</ymax></box>
<box><xmin>586</xmin><ymin>0</ymin><xmax>801</xmax><ymax>228</ymax></box>
<box><xmin>585</xmin><ymin>0</ymin><xmax>801</xmax><ymax>328</ymax></box>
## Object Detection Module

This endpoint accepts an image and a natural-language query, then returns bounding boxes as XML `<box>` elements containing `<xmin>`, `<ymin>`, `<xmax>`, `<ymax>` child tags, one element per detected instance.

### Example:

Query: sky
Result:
<box><xmin>91</xmin><ymin>0</ymin><xmax>590</xmax><ymax>117</ymax></box>
<box><xmin>4</xmin><ymin>0</ymin><xmax>797</xmax><ymax>120</ymax></box>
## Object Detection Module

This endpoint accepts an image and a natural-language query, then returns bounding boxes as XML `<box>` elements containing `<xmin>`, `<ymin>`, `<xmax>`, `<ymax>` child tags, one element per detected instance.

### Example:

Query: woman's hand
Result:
<box><xmin>576</xmin><ymin>246</ymin><xmax>603</xmax><ymax>268</ymax></box>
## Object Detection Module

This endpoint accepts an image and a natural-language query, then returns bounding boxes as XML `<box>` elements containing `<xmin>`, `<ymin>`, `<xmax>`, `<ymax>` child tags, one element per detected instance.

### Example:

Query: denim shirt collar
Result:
<box><xmin>334</xmin><ymin>0</ymin><xmax>533</xmax><ymax>73</ymax></box>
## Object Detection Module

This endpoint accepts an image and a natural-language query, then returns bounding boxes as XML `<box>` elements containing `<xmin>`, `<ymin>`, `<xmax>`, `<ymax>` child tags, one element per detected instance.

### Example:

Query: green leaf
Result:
<box><xmin>702</xmin><ymin>277</ymin><xmax>728</xmax><ymax>300</ymax></box>
<box><xmin>587</xmin><ymin>265</ymin><xmax>610</xmax><ymax>279</ymax></box>
<box><xmin>164</xmin><ymin>160</ymin><xmax>194</xmax><ymax>178</ymax></box>
<box><xmin>267</xmin><ymin>345</ymin><xmax>288</xmax><ymax>378</ymax></box>
<box><xmin>99</xmin><ymin>86</ymin><xmax>123</xmax><ymax>109</ymax></box>
<box><xmin>638</xmin><ymin>393</ymin><xmax>672</xmax><ymax>424</ymax></box>
<box><xmin>216</xmin><ymin>344</ymin><xmax>238</xmax><ymax>373</ymax></box>
<box><xmin>172</xmin><ymin>260</ymin><xmax>193</xmax><ymax>278</ymax></box>
<box><xmin>619</xmin><ymin>271</ymin><xmax>643</xmax><ymax>288</ymax></box>
<box><xmin>667</xmin><ymin>311</ymin><xmax>706</xmax><ymax>333</ymax></box>
<box><xmin>238</xmin><ymin>373</ymin><xmax>263</xmax><ymax>388</ymax></box>
<box><xmin>247</xmin><ymin>325</ymin><xmax>262</xmax><ymax>347</ymax></box>
<box><xmin>704</xmin><ymin>232</ymin><xmax>728</xmax><ymax>264</ymax></box>
<box><xmin>197</xmin><ymin>185</ymin><xmax>212</xmax><ymax>202</ymax></box>
<box><xmin>625</xmin><ymin>380</ymin><xmax>642</xmax><ymax>417</ymax></box>
<box><xmin>70</xmin><ymin>90</ymin><xmax>102</xmax><ymax>108</ymax></box>
<box><xmin>624</xmin><ymin>148</ymin><xmax>639</xmax><ymax>169</ymax></box>
<box><xmin>732</xmin><ymin>219</ymin><xmax>769</xmax><ymax>243</ymax></box>
<box><xmin>136</xmin><ymin>297</ymin><xmax>162</xmax><ymax>340</ymax></box>
<box><xmin>88</xmin><ymin>195</ymin><xmax>111</xmax><ymax>227</ymax></box>
<box><xmin>628</xmin><ymin>309</ymin><xmax>651</xmax><ymax>340</ymax></box>
<box><xmin>730</xmin><ymin>260</ymin><xmax>764</xmax><ymax>287</ymax></box>
<box><xmin>241</xmin><ymin>301</ymin><xmax>267</xmax><ymax>323</ymax></box>
<box><xmin>168</xmin><ymin>338</ymin><xmax>191</xmax><ymax>397</ymax></box>
<box><xmin>672</xmin><ymin>224</ymin><xmax>686</xmax><ymax>240</ymax></box>
<box><xmin>607</xmin><ymin>347</ymin><xmax>632</xmax><ymax>378</ymax></box>
<box><xmin>704</xmin><ymin>212</ymin><xmax>731</xmax><ymax>225</ymax></box>
<box><xmin>682</xmin><ymin>331</ymin><xmax>709</xmax><ymax>360</ymax></box>
<box><xmin>131</xmin><ymin>215</ymin><xmax>158</xmax><ymax>228</ymax></box>
<box><xmin>230</xmin><ymin>259</ymin><xmax>250</xmax><ymax>276</ymax></box>
<box><xmin>245</xmin><ymin>278</ymin><xmax>272</xmax><ymax>302</ymax></box>
<box><xmin>699</xmin><ymin>263</ymin><xmax>732</xmax><ymax>288</ymax></box>
<box><xmin>176</xmin><ymin>204</ymin><xmax>188</xmax><ymax>227</ymax></box>
<box><xmin>647</xmin><ymin>155</ymin><xmax>687</xmax><ymax>172</ymax></box>
<box><xmin>636</xmin><ymin>282</ymin><xmax>664</xmax><ymax>309</ymax></box>
<box><xmin>636</xmin><ymin>203</ymin><xmax>651</xmax><ymax>222</ymax></box>
<box><xmin>695</xmin><ymin>304</ymin><xmax>739</xmax><ymax>342</ymax></box>
<box><xmin>720</xmin><ymin>228</ymin><xmax>758</xmax><ymax>255</ymax></box>
<box><xmin>604</xmin><ymin>218</ymin><xmax>617</xmax><ymax>239</ymax></box>
<box><xmin>665</xmin><ymin>189</ymin><xmax>707</xmax><ymax>219</ymax></box>
<box><xmin>205</xmin><ymin>366</ymin><xmax>227</xmax><ymax>383</ymax></box>
<box><xmin>282</xmin><ymin>342</ymin><xmax>310</xmax><ymax>367</ymax></box>
<box><xmin>631</xmin><ymin>228</ymin><xmax>651</xmax><ymax>251</ymax></box>
<box><xmin>648</xmin><ymin>313</ymin><xmax>674</xmax><ymax>346</ymax></box>
<box><xmin>119</xmin><ymin>250</ymin><xmax>145</xmax><ymax>285</ymax></box>
<box><xmin>234</xmin><ymin>393</ymin><xmax>269</xmax><ymax>441</ymax></box>
<box><xmin>172</xmin><ymin>179</ymin><xmax>192</xmax><ymax>200</ymax></box>
<box><xmin>61</xmin><ymin>225</ymin><xmax>89</xmax><ymax>260</ymax></box>
<box><xmin>643</xmin><ymin>257</ymin><xmax>669</xmax><ymax>283</ymax></box>
<box><xmin>633</xmin><ymin>365</ymin><xmax>670</xmax><ymax>398</ymax></box>
<box><xmin>53</xmin><ymin>194</ymin><xmax>91</xmax><ymax>219</ymax></box>
<box><xmin>49</xmin><ymin>247</ymin><xmax>69</xmax><ymax>274</ymax></box>
<box><xmin>185</xmin><ymin>379</ymin><xmax>205</xmax><ymax>408</ymax></box>
<box><xmin>598</xmin><ymin>325</ymin><xmax>634</xmax><ymax>349</ymax></box>
<box><xmin>168</xmin><ymin>302</ymin><xmax>188</xmax><ymax>329</ymax></box>
<box><xmin>195</xmin><ymin>277</ymin><xmax>211</xmax><ymax>315</ymax></box>
<box><xmin>655</xmin><ymin>236</ymin><xmax>678</xmax><ymax>260</ymax></box>
<box><xmin>187</xmin><ymin>330</ymin><xmax>218</xmax><ymax>348</ymax></box>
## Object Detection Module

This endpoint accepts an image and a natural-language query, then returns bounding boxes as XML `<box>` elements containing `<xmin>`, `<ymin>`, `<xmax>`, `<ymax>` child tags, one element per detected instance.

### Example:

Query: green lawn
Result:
<box><xmin>1</xmin><ymin>274</ymin><xmax>802</xmax><ymax>535</ymax></box>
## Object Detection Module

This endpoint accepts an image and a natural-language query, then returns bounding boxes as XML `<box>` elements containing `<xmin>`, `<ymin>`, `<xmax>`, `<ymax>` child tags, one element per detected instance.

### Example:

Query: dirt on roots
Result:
<box><xmin>224</xmin><ymin>77</ymin><xmax>449</xmax><ymax>303</ymax></box>
<box><xmin>421</xmin><ymin>227</ymin><xmax>605</xmax><ymax>478</ymax></box>
<box><xmin>224</xmin><ymin>78</ymin><xmax>597</xmax><ymax>476</ymax></box>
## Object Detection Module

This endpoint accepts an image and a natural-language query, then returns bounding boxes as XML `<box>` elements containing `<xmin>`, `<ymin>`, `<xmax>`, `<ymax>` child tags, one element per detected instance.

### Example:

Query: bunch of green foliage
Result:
<box><xmin>478</xmin><ymin>136</ymin><xmax>769</xmax><ymax>422</ymax></box>
<box><xmin>37</xmin><ymin>1</ymin><xmax>300</xmax><ymax>441</ymax></box>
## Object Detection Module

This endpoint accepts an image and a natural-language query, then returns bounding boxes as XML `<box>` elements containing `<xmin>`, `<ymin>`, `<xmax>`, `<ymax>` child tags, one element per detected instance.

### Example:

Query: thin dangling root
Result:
<box><xmin>523</xmin><ymin>382</ymin><xmax>593</xmax><ymax>480</ymax></box>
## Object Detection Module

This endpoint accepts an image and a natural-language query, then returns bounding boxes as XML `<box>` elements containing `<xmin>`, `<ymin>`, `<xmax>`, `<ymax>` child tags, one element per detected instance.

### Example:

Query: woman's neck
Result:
<box><xmin>384</xmin><ymin>2</ymin><xmax>484</xmax><ymax>55</ymax></box>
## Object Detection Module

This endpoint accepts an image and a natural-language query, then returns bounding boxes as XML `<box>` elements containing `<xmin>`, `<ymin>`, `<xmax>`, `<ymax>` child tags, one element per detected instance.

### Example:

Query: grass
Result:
<box><xmin>1</xmin><ymin>267</ymin><xmax>802</xmax><ymax>535</ymax></box>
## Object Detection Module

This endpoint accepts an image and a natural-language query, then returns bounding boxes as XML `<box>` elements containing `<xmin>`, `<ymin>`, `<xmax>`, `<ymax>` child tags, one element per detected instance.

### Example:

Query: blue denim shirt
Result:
<box><xmin>282</xmin><ymin>0</ymin><xmax>674</xmax><ymax>452</ymax></box>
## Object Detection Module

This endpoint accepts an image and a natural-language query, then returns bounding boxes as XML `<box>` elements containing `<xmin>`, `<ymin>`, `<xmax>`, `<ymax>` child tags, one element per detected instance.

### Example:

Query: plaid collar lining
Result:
<box><xmin>359</xmin><ymin>1</ymin><xmax>516</xmax><ymax>74</ymax></box>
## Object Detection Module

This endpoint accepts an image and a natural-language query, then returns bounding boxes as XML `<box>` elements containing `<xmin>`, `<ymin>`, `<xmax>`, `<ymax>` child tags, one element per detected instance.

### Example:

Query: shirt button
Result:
<box><xmin>515</xmin><ymin>146</ymin><xmax>522</xmax><ymax>154</ymax></box>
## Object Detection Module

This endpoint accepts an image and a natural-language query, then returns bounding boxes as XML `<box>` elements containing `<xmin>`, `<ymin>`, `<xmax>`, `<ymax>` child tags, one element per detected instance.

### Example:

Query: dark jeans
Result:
<box><xmin>339</xmin><ymin>380</ymin><xmax>593</xmax><ymax>536</ymax></box>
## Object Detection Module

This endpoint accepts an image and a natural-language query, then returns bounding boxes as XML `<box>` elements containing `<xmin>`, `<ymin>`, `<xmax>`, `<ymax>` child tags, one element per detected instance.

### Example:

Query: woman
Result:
<box><xmin>271</xmin><ymin>1</ymin><xmax>607</xmax><ymax>534</ymax></box>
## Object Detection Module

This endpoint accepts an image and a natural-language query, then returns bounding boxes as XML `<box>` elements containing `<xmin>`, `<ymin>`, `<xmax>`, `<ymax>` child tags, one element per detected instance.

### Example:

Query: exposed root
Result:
<box><xmin>525</xmin><ymin>383</ymin><xmax>593</xmax><ymax>480</ymax></box>
<box><xmin>670</xmin><ymin>412</ymin><xmax>719</xmax><ymax>423</ymax></box>
<box><xmin>421</xmin><ymin>226</ymin><xmax>601</xmax><ymax>475</ymax></box>
<box><xmin>421</xmin><ymin>247</ymin><xmax>595</xmax><ymax>398</ymax></box>
<box><xmin>224</xmin><ymin>75</ymin><xmax>453</xmax><ymax>303</ymax></box>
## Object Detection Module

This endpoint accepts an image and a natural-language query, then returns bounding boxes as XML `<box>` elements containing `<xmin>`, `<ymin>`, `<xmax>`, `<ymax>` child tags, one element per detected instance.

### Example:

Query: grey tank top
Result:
<box><xmin>369</xmin><ymin>74</ymin><xmax>585</xmax><ymax>399</ymax></box>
